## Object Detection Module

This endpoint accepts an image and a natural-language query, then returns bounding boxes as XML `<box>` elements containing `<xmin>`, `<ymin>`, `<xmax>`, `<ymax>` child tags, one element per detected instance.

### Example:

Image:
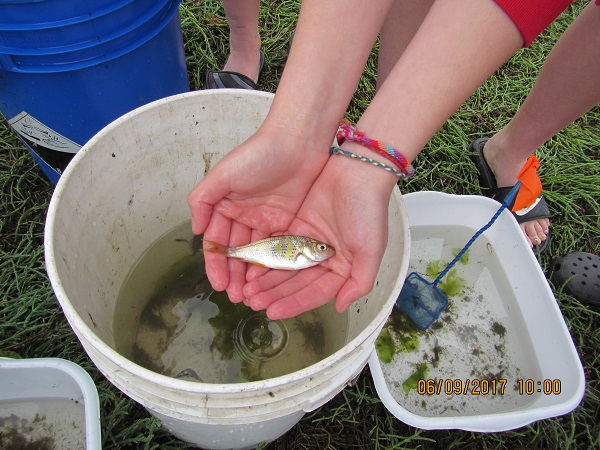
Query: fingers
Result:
<box><xmin>243</xmin><ymin>268</ymin><xmax>323</xmax><ymax>310</ymax></box>
<box><xmin>243</xmin><ymin>266</ymin><xmax>346</xmax><ymax>320</ymax></box>
<box><xmin>188</xmin><ymin>183</ymin><xmax>215</xmax><ymax>235</ymax></box>
<box><xmin>202</xmin><ymin>212</ymin><xmax>267</xmax><ymax>301</ymax></box>
<box><xmin>187</xmin><ymin>200</ymin><xmax>214</xmax><ymax>236</ymax></box>
<box><xmin>335</xmin><ymin>278</ymin><xmax>372</xmax><ymax>313</ymax></box>
<box><xmin>226</xmin><ymin>258</ymin><xmax>376</xmax><ymax>319</ymax></box>
<box><xmin>265</xmin><ymin>271</ymin><xmax>346</xmax><ymax>320</ymax></box>
<box><xmin>203</xmin><ymin>211</ymin><xmax>231</xmax><ymax>292</ymax></box>
<box><xmin>187</xmin><ymin>166</ymin><xmax>232</xmax><ymax>235</ymax></box>
<box><xmin>224</xmin><ymin>222</ymin><xmax>252</xmax><ymax>303</ymax></box>
<box><xmin>245</xmin><ymin>228</ymin><xmax>272</xmax><ymax>281</ymax></box>
<box><xmin>335</xmin><ymin>251</ymin><xmax>380</xmax><ymax>312</ymax></box>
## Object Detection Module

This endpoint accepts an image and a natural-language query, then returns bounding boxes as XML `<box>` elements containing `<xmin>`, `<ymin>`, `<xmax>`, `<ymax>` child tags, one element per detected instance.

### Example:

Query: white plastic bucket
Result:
<box><xmin>369</xmin><ymin>192</ymin><xmax>585</xmax><ymax>432</ymax></box>
<box><xmin>0</xmin><ymin>357</ymin><xmax>101</xmax><ymax>449</ymax></box>
<box><xmin>45</xmin><ymin>90</ymin><xmax>410</xmax><ymax>449</ymax></box>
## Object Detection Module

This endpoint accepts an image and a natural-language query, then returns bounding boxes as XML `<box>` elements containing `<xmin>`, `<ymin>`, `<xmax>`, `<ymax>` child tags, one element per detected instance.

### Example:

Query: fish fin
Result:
<box><xmin>203</xmin><ymin>240</ymin><xmax>229</xmax><ymax>256</ymax></box>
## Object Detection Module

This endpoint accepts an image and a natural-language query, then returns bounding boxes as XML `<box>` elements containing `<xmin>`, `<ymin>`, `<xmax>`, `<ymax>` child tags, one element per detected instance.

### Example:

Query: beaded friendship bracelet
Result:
<box><xmin>336</xmin><ymin>119</ymin><xmax>415</xmax><ymax>180</ymax></box>
<box><xmin>329</xmin><ymin>146</ymin><xmax>409</xmax><ymax>179</ymax></box>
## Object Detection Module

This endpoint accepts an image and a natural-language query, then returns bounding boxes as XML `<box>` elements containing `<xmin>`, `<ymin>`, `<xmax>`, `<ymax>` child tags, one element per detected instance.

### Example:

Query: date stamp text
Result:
<box><xmin>417</xmin><ymin>379</ymin><xmax>562</xmax><ymax>396</ymax></box>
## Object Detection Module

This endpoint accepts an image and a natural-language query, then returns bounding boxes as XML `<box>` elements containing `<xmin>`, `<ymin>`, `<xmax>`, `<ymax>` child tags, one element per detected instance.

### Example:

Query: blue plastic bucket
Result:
<box><xmin>0</xmin><ymin>0</ymin><xmax>190</xmax><ymax>185</ymax></box>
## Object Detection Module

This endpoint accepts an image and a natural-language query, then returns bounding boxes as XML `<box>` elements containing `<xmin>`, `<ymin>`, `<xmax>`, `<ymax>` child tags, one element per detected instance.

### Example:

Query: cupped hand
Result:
<box><xmin>241</xmin><ymin>146</ymin><xmax>400</xmax><ymax>319</ymax></box>
<box><xmin>187</xmin><ymin>127</ymin><xmax>330</xmax><ymax>302</ymax></box>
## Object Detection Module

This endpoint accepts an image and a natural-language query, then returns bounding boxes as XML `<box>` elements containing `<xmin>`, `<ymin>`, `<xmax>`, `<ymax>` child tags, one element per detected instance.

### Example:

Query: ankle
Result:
<box><xmin>484</xmin><ymin>136</ymin><xmax>522</xmax><ymax>187</ymax></box>
<box><xmin>227</xmin><ymin>34</ymin><xmax>261</xmax><ymax>62</ymax></box>
<box><xmin>223</xmin><ymin>48</ymin><xmax>262</xmax><ymax>82</ymax></box>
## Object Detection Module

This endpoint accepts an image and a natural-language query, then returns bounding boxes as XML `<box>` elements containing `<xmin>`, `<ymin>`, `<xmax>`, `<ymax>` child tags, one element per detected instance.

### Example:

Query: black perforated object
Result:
<box><xmin>552</xmin><ymin>252</ymin><xmax>600</xmax><ymax>310</ymax></box>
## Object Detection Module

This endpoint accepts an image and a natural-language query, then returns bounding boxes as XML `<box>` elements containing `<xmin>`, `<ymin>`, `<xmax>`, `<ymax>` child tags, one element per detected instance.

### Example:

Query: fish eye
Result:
<box><xmin>317</xmin><ymin>244</ymin><xmax>327</xmax><ymax>251</ymax></box>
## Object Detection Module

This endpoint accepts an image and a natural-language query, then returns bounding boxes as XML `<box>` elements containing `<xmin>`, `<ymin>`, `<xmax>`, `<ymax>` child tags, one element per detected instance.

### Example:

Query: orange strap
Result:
<box><xmin>513</xmin><ymin>155</ymin><xmax>542</xmax><ymax>211</ymax></box>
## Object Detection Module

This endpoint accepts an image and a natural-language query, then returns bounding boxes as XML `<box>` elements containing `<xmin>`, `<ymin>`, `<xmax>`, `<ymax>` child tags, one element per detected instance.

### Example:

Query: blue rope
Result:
<box><xmin>433</xmin><ymin>182</ymin><xmax>521</xmax><ymax>287</ymax></box>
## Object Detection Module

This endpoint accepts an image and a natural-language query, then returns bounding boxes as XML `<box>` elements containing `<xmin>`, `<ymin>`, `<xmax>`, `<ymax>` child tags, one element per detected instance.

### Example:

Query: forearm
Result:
<box><xmin>356</xmin><ymin>0</ymin><xmax>524</xmax><ymax>164</ymax></box>
<box><xmin>263</xmin><ymin>0</ymin><xmax>394</xmax><ymax>152</ymax></box>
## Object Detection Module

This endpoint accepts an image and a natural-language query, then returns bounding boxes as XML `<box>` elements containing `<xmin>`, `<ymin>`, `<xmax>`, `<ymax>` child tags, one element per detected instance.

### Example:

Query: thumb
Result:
<box><xmin>334</xmin><ymin>257</ymin><xmax>379</xmax><ymax>312</ymax></box>
<box><xmin>187</xmin><ymin>171</ymin><xmax>231</xmax><ymax>235</ymax></box>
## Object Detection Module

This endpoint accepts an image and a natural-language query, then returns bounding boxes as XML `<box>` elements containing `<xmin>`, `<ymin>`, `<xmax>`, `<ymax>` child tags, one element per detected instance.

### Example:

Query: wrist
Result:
<box><xmin>336</xmin><ymin>119</ymin><xmax>415</xmax><ymax>180</ymax></box>
<box><xmin>254</xmin><ymin>113</ymin><xmax>335</xmax><ymax>162</ymax></box>
<box><xmin>329</xmin><ymin>141</ymin><xmax>401</xmax><ymax>192</ymax></box>
<box><xmin>354</xmin><ymin>117</ymin><xmax>420</xmax><ymax>164</ymax></box>
<box><xmin>264</xmin><ymin>96</ymin><xmax>344</xmax><ymax>158</ymax></box>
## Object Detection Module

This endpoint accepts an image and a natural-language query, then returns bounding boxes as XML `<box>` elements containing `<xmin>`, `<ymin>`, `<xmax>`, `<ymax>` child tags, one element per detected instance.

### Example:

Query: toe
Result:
<box><xmin>521</xmin><ymin>219</ymin><xmax>549</xmax><ymax>247</ymax></box>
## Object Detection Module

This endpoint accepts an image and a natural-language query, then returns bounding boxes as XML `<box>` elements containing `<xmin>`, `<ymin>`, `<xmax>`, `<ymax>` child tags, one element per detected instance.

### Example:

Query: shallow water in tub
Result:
<box><xmin>0</xmin><ymin>398</ymin><xmax>85</xmax><ymax>449</ymax></box>
<box><xmin>380</xmin><ymin>225</ymin><xmax>542</xmax><ymax>416</ymax></box>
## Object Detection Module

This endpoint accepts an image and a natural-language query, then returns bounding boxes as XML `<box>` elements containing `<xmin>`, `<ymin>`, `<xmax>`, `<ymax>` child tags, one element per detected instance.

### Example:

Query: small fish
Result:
<box><xmin>203</xmin><ymin>236</ymin><xmax>335</xmax><ymax>270</ymax></box>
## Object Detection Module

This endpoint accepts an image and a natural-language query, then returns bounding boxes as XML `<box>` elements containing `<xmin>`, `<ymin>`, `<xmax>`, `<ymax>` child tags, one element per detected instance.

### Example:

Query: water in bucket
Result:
<box><xmin>113</xmin><ymin>222</ymin><xmax>349</xmax><ymax>383</ymax></box>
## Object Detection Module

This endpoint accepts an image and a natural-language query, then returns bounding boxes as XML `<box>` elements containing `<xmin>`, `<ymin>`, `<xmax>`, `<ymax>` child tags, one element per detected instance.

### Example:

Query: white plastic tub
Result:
<box><xmin>45</xmin><ymin>90</ymin><xmax>411</xmax><ymax>449</ymax></box>
<box><xmin>0</xmin><ymin>357</ymin><xmax>101</xmax><ymax>449</ymax></box>
<box><xmin>369</xmin><ymin>191</ymin><xmax>585</xmax><ymax>432</ymax></box>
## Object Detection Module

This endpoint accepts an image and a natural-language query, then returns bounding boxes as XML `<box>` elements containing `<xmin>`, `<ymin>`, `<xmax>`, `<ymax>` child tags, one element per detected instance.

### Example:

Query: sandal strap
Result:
<box><xmin>512</xmin><ymin>194</ymin><xmax>551</xmax><ymax>224</ymax></box>
<box><xmin>205</xmin><ymin>50</ymin><xmax>265</xmax><ymax>90</ymax></box>
<box><xmin>483</xmin><ymin>186</ymin><xmax>551</xmax><ymax>222</ymax></box>
<box><xmin>205</xmin><ymin>70</ymin><xmax>258</xmax><ymax>90</ymax></box>
<box><xmin>468</xmin><ymin>137</ymin><xmax>497</xmax><ymax>190</ymax></box>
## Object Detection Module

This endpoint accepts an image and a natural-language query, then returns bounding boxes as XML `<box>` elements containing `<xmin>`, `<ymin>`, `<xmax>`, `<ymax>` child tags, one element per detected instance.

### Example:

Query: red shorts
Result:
<box><xmin>494</xmin><ymin>0</ymin><xmax>574</xmax><ymax>46</ymax></box>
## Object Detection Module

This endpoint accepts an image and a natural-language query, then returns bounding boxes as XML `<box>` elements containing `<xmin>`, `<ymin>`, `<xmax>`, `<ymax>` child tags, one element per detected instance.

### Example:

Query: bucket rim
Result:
<box><xmin>0</xmin><ymin>0</ymin><xmax>179</xmax><ymax>73</ymax></box>
<box><xmin>0</xmin><ymin>0</ymin><xmax>173</xmax><ymax>54</ymax></box>
<box><xmin>0</xmin><ymin>0</ymin><xmax>135</xmax><ymax>31</ymax></box>
<box><xmin>45</xmin><ymin>89</ymin><xmax>409</xmax><ymax>395</ymax></box>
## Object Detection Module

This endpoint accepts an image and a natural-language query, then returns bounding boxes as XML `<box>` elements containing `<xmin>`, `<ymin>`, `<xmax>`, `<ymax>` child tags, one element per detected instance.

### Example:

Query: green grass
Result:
<box><xmin>1</xmin><ymin>0</ymin><xmax>599</xmax><ymax>448</ymax></box>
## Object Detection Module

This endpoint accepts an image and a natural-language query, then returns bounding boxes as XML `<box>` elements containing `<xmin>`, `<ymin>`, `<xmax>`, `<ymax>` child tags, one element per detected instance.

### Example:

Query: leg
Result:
<box><xmin>482</xmin><ymin>1</ymin><xmax>600</xmax><ymax>245</ymax></box>
<box><xmin>357</xmin><ymin>0</ymin><xmax>523</xmax><ymax>163</ymax></box>
<box><xmin>221</xmin><ymin>0</ymin><xmax>262</xmax><ymax>82</ymax></box>
<box><xmin>377</xmin><ymin>0</ymin><xmax>434</xmax><ymax>89</ymax></box>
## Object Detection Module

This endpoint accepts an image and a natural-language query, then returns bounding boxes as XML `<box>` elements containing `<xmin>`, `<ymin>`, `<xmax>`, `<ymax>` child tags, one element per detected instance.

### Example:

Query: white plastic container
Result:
<box><xmin>0</xmin><ymin>357</ymin><xmax>101</xmax><ymax>449</ymax></box>
<box><xmin>45</xmin><ymin>90</ymin><xmax>411</xmax><ymax>449</ymax></box>
<box><xmin>369</xmin><ymin>191</ymin><xmax>585</xmax><ymax>432</ymax></box>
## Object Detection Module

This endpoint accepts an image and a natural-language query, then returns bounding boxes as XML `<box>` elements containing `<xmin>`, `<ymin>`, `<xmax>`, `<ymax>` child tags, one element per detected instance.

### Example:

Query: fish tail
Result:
<box><xmin>203</xmin><ymin>240</ymin><xmax>230</xmax><ymax>256</ymax></box>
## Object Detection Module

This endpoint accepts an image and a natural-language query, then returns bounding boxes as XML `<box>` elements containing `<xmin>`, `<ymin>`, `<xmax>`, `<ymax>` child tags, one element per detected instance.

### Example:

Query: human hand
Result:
<box><xmin>241</xmin><ymin>143</ymin><xmax>400</xmax><ymax>319</ymax></box>
<box><xmin>187</xmin><ymin>127</ymin><xmax>330</xmax><ymax>302</ymax></box>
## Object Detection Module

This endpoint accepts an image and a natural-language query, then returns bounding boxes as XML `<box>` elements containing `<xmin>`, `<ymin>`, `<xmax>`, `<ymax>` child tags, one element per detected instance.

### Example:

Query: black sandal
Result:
<box><xmin>552</xmin><ymin>252</ymin><xmax>600</xmax><ymax>310</ymax></box>
<box><xmin>468</xmin><ymin>137</ymin><xmax>551</xmax><ymax>254</ymax></box>
<box><xmin>205</xmin><ymin>50</ymin><xmax>265</xmax><ymax>90</ymax></box>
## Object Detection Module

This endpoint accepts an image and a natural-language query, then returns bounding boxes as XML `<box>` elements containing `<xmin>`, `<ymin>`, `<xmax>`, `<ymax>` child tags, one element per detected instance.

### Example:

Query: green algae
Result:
<box><xmin>402</xmin><ymin>363</ymin><xmax>429</xmax><ymax>393</ymax></box>
<box><xmin>437</xmin><ymin>268</ymin><xmax>465</xmax><ymax>298</ymax></box>
<box><xmin>375</xmin><ymin>329</ymin><xmax>396</xmax><ymax>364</ymax></box>
<box><xmin>452</xmin><ymin>248</ymin><xmax>470</xmax><ymax>265</ymax></box>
